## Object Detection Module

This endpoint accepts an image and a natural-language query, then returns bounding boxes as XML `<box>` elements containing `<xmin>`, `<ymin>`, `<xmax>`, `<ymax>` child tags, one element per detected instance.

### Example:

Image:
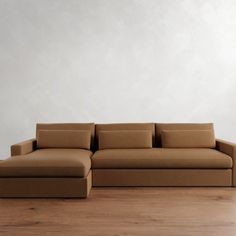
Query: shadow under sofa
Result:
<box><xmin>0</xmin><ymin>122</ymin><xmax>235</xmax><ymax>198</ymax></box>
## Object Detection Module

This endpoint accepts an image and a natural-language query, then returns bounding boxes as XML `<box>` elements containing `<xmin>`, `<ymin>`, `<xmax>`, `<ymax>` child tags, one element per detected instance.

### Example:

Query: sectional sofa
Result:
<box><xmin>0</xmin><ymin>123</ymin><xmax>235</xmax><ymax>198</ymax></box>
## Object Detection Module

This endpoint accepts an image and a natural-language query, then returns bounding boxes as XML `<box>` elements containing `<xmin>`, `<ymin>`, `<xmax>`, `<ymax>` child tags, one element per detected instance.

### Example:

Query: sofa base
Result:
<box><xmin>0</xmin><ymin>170</ymin><xmax>92</xmax><ymax>198</ymax></box>
<box><xmin>92</xmin><ymin>169</ymin><xmax>232</xmax><ymax>187</ymax></box>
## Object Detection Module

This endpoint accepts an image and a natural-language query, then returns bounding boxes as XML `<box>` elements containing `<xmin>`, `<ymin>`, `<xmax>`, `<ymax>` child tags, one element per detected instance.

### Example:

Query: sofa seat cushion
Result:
<box><xmin>92</xmin><ymin>148</ymin><xmax>232</xmax><ymax>169</ymax></box>
<box><xmin>0</xmin><ymin>149</ymin><xmax>92</xmax><ymax>177</ymax></box>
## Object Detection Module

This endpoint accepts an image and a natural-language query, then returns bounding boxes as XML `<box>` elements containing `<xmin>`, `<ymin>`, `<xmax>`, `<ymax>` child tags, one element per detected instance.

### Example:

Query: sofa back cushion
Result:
<box><xmin>37</xmin><ymin>130</ymin><xmax>91</xmax><ymax>149</ymax></box>
<box><xmin>161</xmin><ymin>130</ymin><xmax>215</xmax><ymax>148</ymax></box>
<box><xmin>155</xmin><ymin>123</ymin><xmax>214</xmax><ymax>147</ymax></box>
<box><xmin>36</xmin><ymin>123</ymin><xmax>95</xmax><ymax>149</ymax></box>
<box><xmin>98</xmin><ymin>130</ymin><xmax>152</xmax><ymax>149</ymax></box>
<box><xmin>95</xmin><ymin>123</ymin><xmax>155</xmax><ymax>149</ymax></box>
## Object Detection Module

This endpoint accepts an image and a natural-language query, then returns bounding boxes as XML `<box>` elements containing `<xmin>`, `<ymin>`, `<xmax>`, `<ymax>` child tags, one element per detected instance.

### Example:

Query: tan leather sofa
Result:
<box><xmin>0</xmin><ymin>122</ymin><xmax>235</xmax><ymax>198</ymax></box>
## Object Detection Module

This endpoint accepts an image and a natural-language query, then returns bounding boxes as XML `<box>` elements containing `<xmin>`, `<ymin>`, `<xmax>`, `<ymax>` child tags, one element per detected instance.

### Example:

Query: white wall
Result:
<box><xmin>1</xmin><ymin>0</ymin><xmax>236</xmax><ymax>159</ymax></box>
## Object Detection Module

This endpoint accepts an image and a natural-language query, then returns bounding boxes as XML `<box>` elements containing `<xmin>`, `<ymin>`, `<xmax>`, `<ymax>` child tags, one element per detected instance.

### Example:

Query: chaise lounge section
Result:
<box><xmin>0</xmin><ymin>123</ymin><xmax>94</xmax><ymax>198</ymax></box>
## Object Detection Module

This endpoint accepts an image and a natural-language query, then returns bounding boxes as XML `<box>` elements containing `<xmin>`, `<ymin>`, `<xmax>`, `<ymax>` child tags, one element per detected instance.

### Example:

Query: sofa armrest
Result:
<box><xmin>216</xmin><ymin>139</ymin><xmax>236</xmax><ymax>186</ymax></box>
<box><xmin>11</xmin><ymin>139</ymin><xmax>37</xmax><ymax>156</ymax></box>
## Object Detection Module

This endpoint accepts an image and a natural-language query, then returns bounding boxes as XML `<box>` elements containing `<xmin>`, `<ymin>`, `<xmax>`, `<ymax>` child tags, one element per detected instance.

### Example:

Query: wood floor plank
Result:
<box><xmin>0</xmin><ymin>187</ymin><xmax>236</xmax><ymax>236</ymax></box>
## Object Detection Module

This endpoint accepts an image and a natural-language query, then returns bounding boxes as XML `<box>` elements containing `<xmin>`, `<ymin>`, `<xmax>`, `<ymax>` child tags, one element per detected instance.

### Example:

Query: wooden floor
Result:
<box><xmin>1</xmin><ymin>187</ymin><xmax>236</xmax><ymax>236</ymax></box>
